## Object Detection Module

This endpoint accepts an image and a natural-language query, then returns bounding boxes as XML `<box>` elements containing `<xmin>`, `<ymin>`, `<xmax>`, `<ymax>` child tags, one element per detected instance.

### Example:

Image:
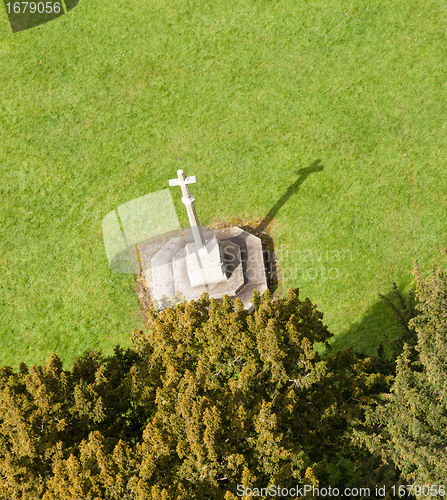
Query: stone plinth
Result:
<box><xmin>142</xmin><ymin>227</ymin><xmax>268</xmax><ymax>310</ymax></box>
<box><xmin>173</xmin><ymin>239</ymin><xmax>244</xmax><ymax>300</ymax></box>
<box><xmin>185</xmin><ymin>236</ymin><xmax>227</xmax><ymax>287</ymax></box>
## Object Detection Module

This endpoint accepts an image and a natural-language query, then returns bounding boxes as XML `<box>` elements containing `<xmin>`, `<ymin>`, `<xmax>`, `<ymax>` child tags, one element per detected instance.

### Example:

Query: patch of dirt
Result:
<box><xmin>135</xmin><ymin>271</ymin><xmax>152</xmax><ymax>329</ymax></box>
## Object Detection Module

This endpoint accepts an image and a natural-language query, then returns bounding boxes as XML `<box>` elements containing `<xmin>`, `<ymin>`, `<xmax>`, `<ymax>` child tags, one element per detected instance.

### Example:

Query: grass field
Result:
<box><xmin>1</xmin><ymin>0</ymin><xmax>447</xmax><ymax>368</ymax></box>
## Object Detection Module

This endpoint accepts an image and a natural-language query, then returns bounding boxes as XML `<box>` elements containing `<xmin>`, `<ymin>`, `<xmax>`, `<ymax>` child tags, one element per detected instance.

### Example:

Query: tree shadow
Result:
<box><xmin>255</xmin><ymin>159</ymin><xmax>325</xmax><ymax>233</ymax></box>
<box><xmin>325</xmin><ymin>283</ymin><xmax>417</xmax><ymax>360</ymax></box>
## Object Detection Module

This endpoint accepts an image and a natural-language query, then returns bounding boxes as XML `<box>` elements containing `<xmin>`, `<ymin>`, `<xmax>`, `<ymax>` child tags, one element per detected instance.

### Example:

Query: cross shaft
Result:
<box><xmin>169</xmin><ymin>169</ymin><xmax>207</xmax><ymax>255</ymax></box>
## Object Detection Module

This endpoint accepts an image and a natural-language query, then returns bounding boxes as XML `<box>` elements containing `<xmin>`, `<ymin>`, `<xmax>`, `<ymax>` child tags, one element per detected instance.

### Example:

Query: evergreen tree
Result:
<box><xmin>352</xmin><ymin>260</ymin><xmax>447</xmax><ymax>494</ymax></box>
<box><xmin>0</xmin><ymin>288</ymin><xmax>395</xmax><ymax>499</ymax></box>
<box><xmin>0</xmin><ymin>348</ymin><xmax>141</xmax><ymax>499</ymax></box>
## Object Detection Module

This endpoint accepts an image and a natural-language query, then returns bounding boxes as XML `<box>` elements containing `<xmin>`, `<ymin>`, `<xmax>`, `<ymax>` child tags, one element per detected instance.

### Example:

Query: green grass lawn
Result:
<box><xmin>1</xmin><ymin>0</ymin><xmax>447</xmax><ymax>368</ymax></box>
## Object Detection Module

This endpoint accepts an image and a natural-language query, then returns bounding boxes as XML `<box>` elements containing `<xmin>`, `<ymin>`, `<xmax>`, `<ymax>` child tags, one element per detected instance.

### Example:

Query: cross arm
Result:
<box><xmin>168</xmin><ymin>175</ymin><xmax>197</xmax><ymax>186</ymax></box>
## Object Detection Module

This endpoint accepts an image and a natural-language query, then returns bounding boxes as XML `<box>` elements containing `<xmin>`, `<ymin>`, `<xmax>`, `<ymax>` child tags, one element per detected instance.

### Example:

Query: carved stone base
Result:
<box><xmin>140</xmin><ymin>227</ymin><xmax>267</xmax><ymax>310</ymax></box>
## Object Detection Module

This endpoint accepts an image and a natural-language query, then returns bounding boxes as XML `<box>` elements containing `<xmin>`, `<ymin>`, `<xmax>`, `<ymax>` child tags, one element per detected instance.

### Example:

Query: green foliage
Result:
<box><xmin>352</xmin><ymin>260</ymin><xmax>447</xmax><ymax>493</ymax></box>
<box><xmin>0</xmin><ymin>347</ymin><xmax>142</xmax><ymax>499</ymax></box>
<box><xmin>133</xmin><ymin>288</ymin><xmax>335</xmax><ymax>497</ymax></box>
<box><xmin>0</xmin><ymin>288</ymin><xmax>394</xmax><ymax>498</ymax></box>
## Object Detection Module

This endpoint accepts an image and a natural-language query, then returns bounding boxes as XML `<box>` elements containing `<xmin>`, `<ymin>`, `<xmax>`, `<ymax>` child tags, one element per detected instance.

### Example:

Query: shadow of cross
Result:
<box><xmin>255</xmin><ymin>159</ymin><xmax>325</xmax><ymax>233</ymax></box>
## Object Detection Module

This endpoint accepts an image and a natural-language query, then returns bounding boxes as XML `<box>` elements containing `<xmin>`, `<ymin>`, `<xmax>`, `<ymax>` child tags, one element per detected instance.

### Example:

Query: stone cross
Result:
<box><xmin>169</xmin><ymin>169</ymin><xmax>208</xmax><ymax>256</ymax></box>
